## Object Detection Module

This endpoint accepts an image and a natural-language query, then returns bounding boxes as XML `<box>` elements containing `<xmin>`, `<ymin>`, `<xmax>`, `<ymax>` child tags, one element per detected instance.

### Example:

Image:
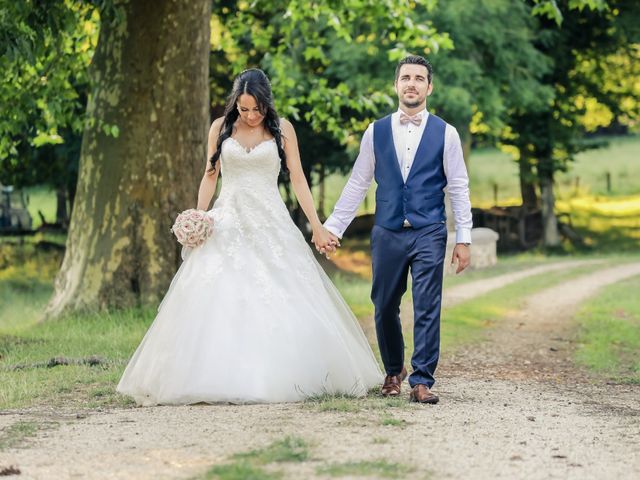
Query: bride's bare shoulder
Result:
<box><xmin>279</xmin><ymin>117</ymin><xmax>293</xmax><ymax>130</ymax></box>
<box><xmin>209</xmin><ymin>117</ymin><xmax>226</xmax><ymax>138</ymax></box>
<box><xmin>278</xmin><ymin>118</ymin><xmax>296</xmax><ymax>142</ymax></box>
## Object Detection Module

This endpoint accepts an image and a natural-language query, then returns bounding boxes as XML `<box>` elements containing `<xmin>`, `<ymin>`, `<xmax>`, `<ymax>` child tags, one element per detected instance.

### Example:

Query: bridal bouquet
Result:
<box><xmin>171</xmin><ymin>209</ymin><xmax>214</xmax><ymax>248</ymax></box>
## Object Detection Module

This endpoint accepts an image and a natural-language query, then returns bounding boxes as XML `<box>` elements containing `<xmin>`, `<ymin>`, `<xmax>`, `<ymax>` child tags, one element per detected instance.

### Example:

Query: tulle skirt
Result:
<box><xmin>117</xmin><ymin>196</ymin><xmax>382</xmax><ymax>405</ymax></box>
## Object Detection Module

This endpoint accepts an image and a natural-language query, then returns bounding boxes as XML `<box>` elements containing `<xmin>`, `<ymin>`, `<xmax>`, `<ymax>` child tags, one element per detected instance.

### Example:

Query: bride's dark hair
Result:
<box><xmin>208</xmin><ymin>68</ymin><xmax>288</xmax><ymax>174</ymax></box>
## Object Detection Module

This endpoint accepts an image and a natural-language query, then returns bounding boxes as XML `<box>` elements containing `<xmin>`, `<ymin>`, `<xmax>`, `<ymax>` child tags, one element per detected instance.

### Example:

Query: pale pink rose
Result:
<box><xmin>171</xmin><ymin>209</ymin><xmax>214</xmax><ymax>248</ymax></box>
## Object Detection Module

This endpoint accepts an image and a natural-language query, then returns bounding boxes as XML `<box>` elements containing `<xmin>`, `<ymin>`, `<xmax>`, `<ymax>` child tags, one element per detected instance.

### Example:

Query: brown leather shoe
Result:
<box><xmin>409</xmin><ymin>384</ymin><xmax>439</xmax><ymax>404</ymax></box>
<box><xmin>381</xmin><ymin>367</ymin><xmax>407</xmax><ymax>396</ymax></box>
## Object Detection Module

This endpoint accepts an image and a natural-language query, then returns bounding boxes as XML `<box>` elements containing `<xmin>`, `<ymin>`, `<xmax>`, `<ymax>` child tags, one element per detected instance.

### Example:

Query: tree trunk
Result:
<box><xmin>539</xmin><ymin>169</ymin><xmax>560</xmax><ymax>247</ymax></box>
<box><xmin>46</xmin><ymin>0</ymin><xmax>211</xmax><ymax>317</ymax></box>
<box><xmin>55</xmin><ymin>186</ymin><xmax>68</xmax><ymax>227</ymax></box>
<box><xmin>67</xmin><ymin>179</ymin><xmax>76</xmax><ymax>218</ymax></box>
<box><xmin>518</xmin><ymin>155</ymin><xmax>538</xmax><ymax>210</ymax></box>
<box><xmin>318</xmin><ymin>162</ymin><xmax>325</xmax><ymax>220</ymax></box>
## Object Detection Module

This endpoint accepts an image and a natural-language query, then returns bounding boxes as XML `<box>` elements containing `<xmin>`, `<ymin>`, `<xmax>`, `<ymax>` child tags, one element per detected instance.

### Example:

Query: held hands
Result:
<box><xmin>451</xmin><ymin>243</ymin><xmax>471</xmax><ymax>274</ymax></box>
<box><xmin>311</xmin><ymin>226</ymin><xmax>341</xmax><ymax>258</ymax></box>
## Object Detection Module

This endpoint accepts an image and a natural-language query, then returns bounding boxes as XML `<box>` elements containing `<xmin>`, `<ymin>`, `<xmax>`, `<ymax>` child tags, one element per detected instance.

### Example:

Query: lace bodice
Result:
<box><xmin>218</xmin><ymin>137</ymin><xmax>281</xmax><ymax>199</ymax></box>
<box><xmin>201</xmin><ymin>135</ymin><xmax>305</xmax><ymax>289</ymax></box>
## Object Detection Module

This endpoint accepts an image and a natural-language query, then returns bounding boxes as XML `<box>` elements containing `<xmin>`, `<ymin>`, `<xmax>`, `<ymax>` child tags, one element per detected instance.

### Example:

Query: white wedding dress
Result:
<box><xmin>117</xmin><ymin>137</ymin><xmax>382</xmax><ymax>406</ymax></box>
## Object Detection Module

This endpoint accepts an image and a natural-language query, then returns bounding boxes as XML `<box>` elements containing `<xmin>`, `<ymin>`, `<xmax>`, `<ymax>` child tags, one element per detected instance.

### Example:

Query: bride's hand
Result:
<box><xmin>312</xmin><ymin>227</ymin><xmax>340</xmax><ymax>257</ymax></box>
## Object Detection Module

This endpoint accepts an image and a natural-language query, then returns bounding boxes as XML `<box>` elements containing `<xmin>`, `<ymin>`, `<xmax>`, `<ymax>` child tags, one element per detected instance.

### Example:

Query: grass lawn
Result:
<box><xmin>0</xmin><ymin>304</ymin><xmax>149</xmax><ymax>409</ymax></box>
<box><xmin>574</xmin><ymin>274</ymin><xmax>640</xmax><ymax>383</ymax></box>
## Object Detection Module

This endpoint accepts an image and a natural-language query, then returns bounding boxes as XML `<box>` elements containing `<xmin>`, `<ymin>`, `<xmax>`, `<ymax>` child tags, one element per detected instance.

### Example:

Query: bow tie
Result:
<box><xmin>399</xmin><ymin>112</ymin><xmax>422</xmax><ymax>126</ymax></box>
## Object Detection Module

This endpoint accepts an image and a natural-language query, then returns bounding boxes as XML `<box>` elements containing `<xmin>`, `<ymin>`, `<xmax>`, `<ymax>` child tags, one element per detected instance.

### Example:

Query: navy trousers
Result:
<box><xmin>370</xmin><ymin>222</ymin><xmax>447</xmax><ymax>388</ymax></box>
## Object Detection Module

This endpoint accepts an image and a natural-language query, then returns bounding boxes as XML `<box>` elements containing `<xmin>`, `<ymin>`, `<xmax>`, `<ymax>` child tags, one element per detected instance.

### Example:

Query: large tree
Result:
<box><xmin>46</xmin><ymin>0</ymin><xmax>211</xmax><ymax>316</ymax></box>
<box><xmin>505</xmin><ymin>0</ymin><xmax>640</xmax><ymax>247</ymax></box>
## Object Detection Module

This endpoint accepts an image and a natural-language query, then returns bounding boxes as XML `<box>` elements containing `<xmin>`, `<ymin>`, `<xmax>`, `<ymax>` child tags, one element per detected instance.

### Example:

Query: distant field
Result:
<box><xmin>20</xmin><ymin>134</ymin><xmax>640</xmax><ymax>223</ymax></box>
<box><xmin>468</xmin><ymin>135</ymin><xmax>640</xmax><ymax>207</ymax></box>
<box><xmin>315</xmin><ymin>135</ymin><xmax>640</xmax><ymax>213</ymax></box>
<box><xmin>23</xmin><ymin>186</ymin><xmax>57</xmax><ymax>228</ymax></box>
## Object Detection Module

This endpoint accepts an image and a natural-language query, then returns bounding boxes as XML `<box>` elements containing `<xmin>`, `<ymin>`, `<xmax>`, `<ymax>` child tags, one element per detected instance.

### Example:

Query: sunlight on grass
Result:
<box><xmin>439</xmin><ymin>261</ymin><xmax>621</xmax><ymax>349</ymax></box>
<box><xmin>0</xmin><ymin>237</ymin><xmax>64</xmax><ymax>331</ymax></box>
<box><xmin>575</xmin><ymin>275</ymin><xmax>640</xmax><ymax>383</ymax></box>
<box><xmin>468</xmin><ymin>135</ymin><xmax>640</xmax><ymax>206</ymax></box>
<box><xmin>233</xmin><ymin>437</ymin><xmax>309</xmax><ymax>464</ymax></box>
<box><xmin>200</xmin><ymin>463</ymin><xmax>280</xmax><ymax>480</ymax></box>
<box><xmin>315</xmin><ymin>136</ymin><xmax>640</xmax><ymax>213</ymax></box>
<box><xmin>317</xmin><ymin>460</ymin><xmax>414</xmax><ymax>478</ymax></box>
<box><xmin>0</xmin><ymin>307</ymin><xmax>153</xmax><ymax>409</ymax></box>
<box><xmin>331</xmin><ymin>273</ymin><xmax>374</xmax><ymax>319</ymax></box>
<box><xmin>199</xmin><ymin>437</ymin><xmax>308</xmax><ymax>480</ymax></box>
<box><xmin>557</xmin><ymin>195</ymin><xmax>640</xmax><ymax>217</ymax></box>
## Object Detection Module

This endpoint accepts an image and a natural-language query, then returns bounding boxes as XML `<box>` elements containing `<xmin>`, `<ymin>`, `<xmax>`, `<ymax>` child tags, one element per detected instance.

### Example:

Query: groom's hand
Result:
<box><xmin>451</xmin><ymin>243</ymin><xmax>471</xmax><ymax>274</ymax></box>
<box><xmin>312</xmin><ymin>228</ymin><xmax>340</xmax><ymax>258</ymax></box>
<box><xmin>321</xmin><ymin>231</ymin><xmax>340</xmax><ymax>255</ymax></box>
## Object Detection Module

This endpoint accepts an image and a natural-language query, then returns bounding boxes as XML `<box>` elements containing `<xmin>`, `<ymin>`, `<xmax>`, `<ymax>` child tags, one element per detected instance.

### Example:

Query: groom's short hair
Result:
<box><xmin>395</xmin><ymin>55</ymin><xmax>433</xmax><ymax>83</ymax></box>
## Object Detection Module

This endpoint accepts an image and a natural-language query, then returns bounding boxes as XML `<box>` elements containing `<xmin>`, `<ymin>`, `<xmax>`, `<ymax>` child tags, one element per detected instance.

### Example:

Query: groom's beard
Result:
<box><xmin>401</xmin><ymin>99</ymin><xmax>425</xmax><ymax>109</ymax></box>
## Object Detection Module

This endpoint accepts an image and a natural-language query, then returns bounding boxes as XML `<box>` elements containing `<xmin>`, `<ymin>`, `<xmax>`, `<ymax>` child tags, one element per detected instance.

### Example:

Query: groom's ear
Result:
<box><xmin>426</xmin><ymin>81</ymin><xmax>434</xmax><ymax>96</ymax></box>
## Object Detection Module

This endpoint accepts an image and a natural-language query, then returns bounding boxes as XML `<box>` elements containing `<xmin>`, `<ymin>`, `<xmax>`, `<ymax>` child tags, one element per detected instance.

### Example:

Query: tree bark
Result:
<box><xmin>46</xmin><ymin>0</ymin><xmax>211</xmax><ymax>317</ymax></box>
<box><xmin>55</xmin><ymin>186</ymin><xmax>68</xmax><ymax>227</ymax></box>
<box><xmin>518</xmin><ymin>155</ymin><xmax>538</xmax><ymax>210</ymax></box>
<box><xmin>318</xmin><ymin>162</ymin><xmax>325</xmax><ymax>219</ymax></box>
<box><xmin>539</xmin><ymin>168</ymin><xmax>560</xmax><ymax>247</ymax></box>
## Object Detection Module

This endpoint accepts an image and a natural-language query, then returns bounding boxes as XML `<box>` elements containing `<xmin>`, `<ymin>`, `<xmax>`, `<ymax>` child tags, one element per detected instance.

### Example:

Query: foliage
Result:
<box><xmin>504</xmin><ymin>1</ymin><xmax>640</xmax><ymax>176</ymax></box>
<box><xmin>215</xmin><ymin>0</ymin><xmax>449</xmax><ymax>139</ymax></box>
<box><xmin>0</xmin><ymin>1</ymin><xmax>98</xmax><ymax>188</ymax></box>
<box><xmin>532</xmin><ymin>0</ymin><xmax>609</xmax><ymax>25</ymax></box>
<box><xmin>498</xmin><ymin>0</ymin><xmax>640</xmax><ymax>245</ymax></box>
<box><xmin>212</xmin><ymin>0</ymin><xmax>452</xmax><ymax>175</ymax></box>
<box><xmin>427</xmin><ymin>0</ymin><xmax>553</xmax><ymax>148</ymax></box>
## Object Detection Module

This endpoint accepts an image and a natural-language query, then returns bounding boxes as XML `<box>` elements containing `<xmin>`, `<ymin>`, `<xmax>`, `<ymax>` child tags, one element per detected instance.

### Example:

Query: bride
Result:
<box><xmin>117</xmin><ymin>68</ymin><xmax>382</xmax><ymax>405</ymax></box>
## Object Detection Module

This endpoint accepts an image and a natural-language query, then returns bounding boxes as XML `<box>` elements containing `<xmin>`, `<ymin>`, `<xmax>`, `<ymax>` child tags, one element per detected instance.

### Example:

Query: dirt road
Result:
<box><xmin>1</xmin><ymin>261</ymin><xmax>639</xmax><ymax>479</ymax></box>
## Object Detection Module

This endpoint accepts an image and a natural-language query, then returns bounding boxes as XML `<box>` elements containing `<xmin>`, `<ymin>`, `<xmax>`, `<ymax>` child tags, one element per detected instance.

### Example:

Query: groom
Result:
<box><xmin>321</xmin><ymin>55</ymin><xmax>472</xmax><ymax>404</ymax></box>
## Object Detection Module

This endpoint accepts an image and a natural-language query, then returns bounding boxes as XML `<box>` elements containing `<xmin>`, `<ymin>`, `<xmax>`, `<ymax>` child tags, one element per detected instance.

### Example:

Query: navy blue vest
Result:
<box><xmin>373</xmin><ymin>113</ymin><xmax>447</xmax><ymax>231</ymax></box>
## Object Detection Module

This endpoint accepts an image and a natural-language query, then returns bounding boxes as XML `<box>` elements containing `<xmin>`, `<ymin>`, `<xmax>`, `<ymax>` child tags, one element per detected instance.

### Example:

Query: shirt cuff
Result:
<box><xmin>324</xmin><ymin>216</ymin><xmax>345</xmax><ymax>239</ymax></box>
<box><xmin>455</xmin><ymin>228</ymin><xmax>472</xmax><ymax>245</ymax></box>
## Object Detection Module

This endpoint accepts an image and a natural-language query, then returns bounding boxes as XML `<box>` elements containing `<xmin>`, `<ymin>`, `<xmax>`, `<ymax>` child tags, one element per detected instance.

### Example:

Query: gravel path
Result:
<box><xmin>442</xmin><ymin>258</ymin><xmax>604</xmax><ymax>308</ymax></box>
<box><xmin>1</xmin><ymin>261</ymin><xmax>639</xmax><ymax>480</ymax></box>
